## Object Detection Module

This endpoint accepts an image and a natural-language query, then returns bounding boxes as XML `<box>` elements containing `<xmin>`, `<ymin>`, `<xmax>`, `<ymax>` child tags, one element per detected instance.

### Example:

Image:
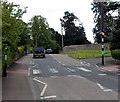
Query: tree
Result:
<box><xmin>91</xmin><ymin>2</ymin><xmax>120</xmax><ymax>43</ymax></box>
<box><xmin>30</xmin><ymin>15</ymin><xmax>52</xmax><ymax>47</ymax></box>
<box><xmin>30</xmin><ymin>15</ymin><xmax>60</xmax><ymax>53</ymax></box>
<box><xmin>50</xmin><ymin>28</ymin><xmax>62</xmax><ymax>49</ymax></box>
<box><xmin>60</xmin><ymin>11</ymin><xmax>90</xmax><ymax>46</ymax></box>
<box><xmin>2</xmin><ymin>1</ymin><xmax>28</xmax><ymax>56</ymax></box>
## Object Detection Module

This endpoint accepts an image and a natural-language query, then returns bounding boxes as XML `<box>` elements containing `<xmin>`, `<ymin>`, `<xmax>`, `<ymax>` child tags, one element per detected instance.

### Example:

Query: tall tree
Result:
<box><xmin>30</xmin><ymin>15</ymin><xmax>60</xmax><ymax>52</ymax></box>
<box><xmin>61</xmin><ymin>11</ymin><xmax>90</xmax><ymax>46</ymax></box>
<box><xmin>2</xmin><ymin>1</ymin><xmax>28</xmax><ymax>56</ymax></box>
<box><xmin>91</xmin><ymin>2</ymin><xmax>120</xmax><ymax>43</ymax></box>
<box><xmin>50</xmin><ymin>28</ymin><xmax>62</xmax><ymax>49</ymax></box>
<box><xmin>30</xmin><ymin>15</ymin><xmax>51</xmax><ymax>47</ymax></box>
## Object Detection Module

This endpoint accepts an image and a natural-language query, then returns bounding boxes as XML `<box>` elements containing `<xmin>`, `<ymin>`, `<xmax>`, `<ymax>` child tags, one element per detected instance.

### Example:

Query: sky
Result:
<box><xmin>8</xmin><ymin>0</ymin><xmax>96</xmax><ymax>43</ymax></box>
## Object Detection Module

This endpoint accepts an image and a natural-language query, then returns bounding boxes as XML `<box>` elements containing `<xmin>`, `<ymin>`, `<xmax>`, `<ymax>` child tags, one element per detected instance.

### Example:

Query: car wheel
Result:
<box><xmin>43</xmin><ymin>55</ymin><xmax>45</xmax><ymax>58</ymax></box>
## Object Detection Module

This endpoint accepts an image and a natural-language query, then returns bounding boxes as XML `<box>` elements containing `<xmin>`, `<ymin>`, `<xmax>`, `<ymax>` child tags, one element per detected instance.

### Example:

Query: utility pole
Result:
<box><xmin>100</xmin><ymin>2</ymin><xmax>104</xmax><ymax>65</ymax></box>
<box><xmin>60</xmin><ymin>19</ymin><xmax>64</xmax><ymax>51</ymax></box>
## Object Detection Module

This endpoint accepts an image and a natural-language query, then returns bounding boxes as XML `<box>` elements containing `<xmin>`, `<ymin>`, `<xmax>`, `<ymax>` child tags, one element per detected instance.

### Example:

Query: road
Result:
<box><xmin>28</xmin><ymin>54</ymin><xmax>118</xmax><ymax>100</ymax></box>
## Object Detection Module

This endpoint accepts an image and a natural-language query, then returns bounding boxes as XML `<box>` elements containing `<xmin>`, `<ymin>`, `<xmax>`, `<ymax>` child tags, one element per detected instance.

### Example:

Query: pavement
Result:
<box><xmin>2</xmin><ymin>54</ymin><xmax>34</xmax><ymax>101</ymax></box>
<box><xmin>1</xmin><ymin>54</ymin><xmax>120</xmax><ymax>101</ymax></box>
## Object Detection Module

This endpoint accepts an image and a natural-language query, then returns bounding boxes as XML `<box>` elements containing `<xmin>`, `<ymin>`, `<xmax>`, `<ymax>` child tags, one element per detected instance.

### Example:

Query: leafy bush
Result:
<box><xmin>18</xmin><ymin>46</ymin><xmax>25</xmax><ymax>54</ymax></box>
<box><xmin>111</xmin><ymin>49</ymin><xmax>120</xmax><ymax>60</ymax></box>
<box><xmin>110</xmin><ymin>30</ymin><xmax>120</xmax><ymax>50</ymax></box>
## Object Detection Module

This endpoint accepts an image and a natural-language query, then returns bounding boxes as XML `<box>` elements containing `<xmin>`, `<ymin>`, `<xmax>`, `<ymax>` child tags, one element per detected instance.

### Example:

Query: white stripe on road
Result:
<box><xmin>98</xmin><ymin>74</ymin><xmax>107</xmax><ymax>76</ymax></box>
<box><xmin>32</xmin><ymin>64</ymin><xmax>38</xmax><ymax>68</ymax></box>
<box><xmin>33</xmin><ymin>78</ymin><xmax>47</xmax><ymax>96</ymax></box>
<box><xmin>41</xmin><ymin>95</ymin><xmax>57</xmax><ymax>99</ymax></box>
<box><xmin>97</xmin><ymin>83</ymin><xmax>104</xmax><ymax>90</ymax></box>
<box><xmin>50</xmin><ymin>76</ymin><xmax>58</xmax><ymax>78</ymax></box>
<box><xmin>67</xmin><ymin>75</ymin><xmax>86</xmax><ymax>79</ymax></box>
<box><xmin>30</xmin><ymin>61</ymin><xmax>32</xmax><ymax>64</ymax></box>
<box><xmin>97</xmin><ymin>83</ymin><xmax>113</xmax><ymax>92</ymax></box>
<box><xmin>33</xmin><ymin>69</ymin><xmax>40</xmax><ymax>74</ymax></box>
<box><xmin>103</xmin><ymin>89</ymin><xmax>112</xmax><ymax>92</ymax></box>
<box><xmin>77</xmin><ymin>67</ymin><xmax>91</xmax><ymax>72</ymax></box>
<box><xmin>66</xmin><ymin>68</ymin><xmax>76</xmax><ymax>72</ymax></box>
<box><xmin>48</xmin><ymin>68</ymin><xmax>58</xmax><ymax>73</ymax></box>
<box><xmin>28</xmin><ymin>67</ymin><xmax>30</xmax><ymax>76</ymax></box>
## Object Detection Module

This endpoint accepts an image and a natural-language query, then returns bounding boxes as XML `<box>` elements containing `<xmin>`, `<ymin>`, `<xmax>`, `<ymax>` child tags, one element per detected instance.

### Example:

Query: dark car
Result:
<box><xmin>33</xmin><ymin>47</ymin><xmax>45</xmax><ymax>58</ymax></box>
<box><xmin>45</xmin><ymin>49</ymin><xmax>53</xmax><ymax>54</ymax></box>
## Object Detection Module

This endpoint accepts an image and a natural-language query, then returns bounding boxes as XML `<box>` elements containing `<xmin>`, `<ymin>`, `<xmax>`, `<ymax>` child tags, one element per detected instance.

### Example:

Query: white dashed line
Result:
<box><xmin>28</xmin><ymin>67</ymin><xmax>30</xmax><ymax>76</ymax></box>
<box><xmin>67</xmin><ymin>75</ymin><xmax>86</xmax><ymax>79</ymax></box>
<box><xmin>50</xmin><ymin>76</ymin><xmax>58</xmax><ymax>78</ymax></box>
<box><xmin>77</xmin><ymin>67</ymin><xmax>91</xmax><ymax>72</ymax></box>
<box><xmin>98</xmin><ymin>74</ymin><xmax>107</xmax><ymax>76</ymax></box>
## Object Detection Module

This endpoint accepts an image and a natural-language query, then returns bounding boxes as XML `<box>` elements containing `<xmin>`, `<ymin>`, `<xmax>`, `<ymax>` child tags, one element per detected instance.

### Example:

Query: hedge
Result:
<box><xmin>111</xmin><ymin>49</ymin><xmax>120</xmax><ymax>60</ymax></box>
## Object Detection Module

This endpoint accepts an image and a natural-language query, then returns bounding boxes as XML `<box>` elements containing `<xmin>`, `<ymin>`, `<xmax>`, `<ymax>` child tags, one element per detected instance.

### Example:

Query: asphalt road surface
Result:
<box><xmin>28</xmin><ymin>54</ymin><xmax>118</xmax><ymax>100</ymax></box>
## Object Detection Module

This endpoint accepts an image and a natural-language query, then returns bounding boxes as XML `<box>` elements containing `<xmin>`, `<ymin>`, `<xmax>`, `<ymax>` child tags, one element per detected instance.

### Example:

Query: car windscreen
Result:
<box><xmin>34</xmin><ymin>47</ymin><xmax>44</xmax><ymax>51</ymax></box>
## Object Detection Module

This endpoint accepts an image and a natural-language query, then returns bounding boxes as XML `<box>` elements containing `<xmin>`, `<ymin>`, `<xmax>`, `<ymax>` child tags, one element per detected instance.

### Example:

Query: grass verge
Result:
<box><xmin>61</xmin><ymin>50</ymin><xmax>111</xmax><ymax>59</ymax></box>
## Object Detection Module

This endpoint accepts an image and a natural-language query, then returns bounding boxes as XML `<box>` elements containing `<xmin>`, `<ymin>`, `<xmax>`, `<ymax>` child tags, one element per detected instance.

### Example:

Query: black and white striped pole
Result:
<box><xmin>101</xmin><ymin>32</ymin><xmax>105</xmax><ymax>65</ymax></box>
<box><xmin>100</xmin><ymin>2</ymin><xmax>104</xmax><ymax>65</ymax></box>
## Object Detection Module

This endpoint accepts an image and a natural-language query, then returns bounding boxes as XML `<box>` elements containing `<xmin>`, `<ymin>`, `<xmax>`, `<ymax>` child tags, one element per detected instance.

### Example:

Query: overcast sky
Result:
<box><xmin>8</xmin><ymin>0</ymin><xmax>96</xmax><ymax>43</ymax></box>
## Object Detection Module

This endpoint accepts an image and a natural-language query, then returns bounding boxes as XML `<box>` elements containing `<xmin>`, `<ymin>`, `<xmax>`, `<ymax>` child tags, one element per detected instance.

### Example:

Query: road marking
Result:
<box><xmin>98</xmin><ymin>74</ymin><xmax>107</xmax><ymax>76</ymax></box>
<box><xmin>32</xmin><ymin>64</ymin><xmax>38</xmax><ymax>68</ymax></box>
<box><xmin>97</xmin><ymin>83</ymin><xmax>113</xmax><ymax>92</ymax></box>
<box><xmin>104</xmin><ymin>89</ymin><xmax>112</xmax><ymax>92</ymax></box>
<box><xmin>41</xmin><ymin>95</ymin><xmax>57</xmax><ymax>99</ymax></box>
<box><xmin>48</xmin><ymin>68</ymin><xmax>58</xmax><ymax>73</ymax></box>
<box><xmin>30</xmin><ymin>61</ymin><xmax>32</xmax><ymax>64</ymax></box>
<box><xmin>97</xmin><ymin>83</ymin><xmax>104</xmax><ymax>90</ymax></box>
<box><xmin>50</xmin><ymin>76</ymin><xmax>58</xmax><ymax>78</ymax></box>
<box><xmin>33</xmin><ymin>69</ymin><xmax>40</xmax><ymax>74</ymax></box>
<box><xmin>77</xmin><ymin>67</ymin><xmax>91</xmax><ymax>72</ymax></box>
<box><xmin>33</xmin><ymin>78</ymin><xmax>47</xmax><ymax>96</ymax></box>
<box><xmin>59</xmin><ymin>61</ymin><xmax>61</xmax><ymax>63</ymax></box>
<box><xmin>62</xmin><ymin>64</ymin><xmax>66</xmax><ymax>66</ymax></box>
<box><xmin>28</xmin><ymin>67</ymin><xmax>30</xmax><ymax>76</ymax></box>
<box><xmin>67</xmin><ymin>75</ymin><xmax>86</xmax><ymax>79</ymax></box>
<box><xmin>66</xmin><ymin>68</ymin><xmax>76</xmax><ymax>72</ymax></box>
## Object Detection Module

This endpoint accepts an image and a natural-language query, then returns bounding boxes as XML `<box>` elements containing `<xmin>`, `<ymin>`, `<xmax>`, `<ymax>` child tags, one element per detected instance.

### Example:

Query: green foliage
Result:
<box><xmin>91</xmin><ymin>2</ymin><xmax>120</xmax><ymax>43</ymax></box>
<box><xmin>18</xmin><ymin>46</ymin><xmax>25</xmax><ymax>54</ymax></box>
<box><xmin>50</xmin><ymin>28</ymin><xmax>62</xmax><ymax>49</ymax></box>
<box><xmin>110</xmin><ymin>30</ymin><xmax>120</xmax><ymax>50</ymax></box>
<box><xmin>111</xmin><ymin>49</ymin><xmax>120</xmax><ymax>60</ymax></box>
<box><xmin>60</xmin><ymin>11</ymin><xmax>90</xmax><ymax>46</ymax></box>
<box><xmin>30</xmin><ymin>15</ymin><xmax>60</xmax><ymax>53</ymax></box>
<box><xmin>2</xmin><ymin>1</ymin><xmax>30</xmax><ymax>68</ymax></box>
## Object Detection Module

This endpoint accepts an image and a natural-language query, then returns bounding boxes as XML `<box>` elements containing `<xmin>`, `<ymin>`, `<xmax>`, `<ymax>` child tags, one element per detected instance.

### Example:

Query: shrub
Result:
<box><xmin>18</xmin><ymin>46</ymin><xmax>25</xmax><ymax>54</ymax></box>
<box><xmin>111</xmin><ymin>49</ymin><xmax>120</xmax><ymax>60</ymax></box>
